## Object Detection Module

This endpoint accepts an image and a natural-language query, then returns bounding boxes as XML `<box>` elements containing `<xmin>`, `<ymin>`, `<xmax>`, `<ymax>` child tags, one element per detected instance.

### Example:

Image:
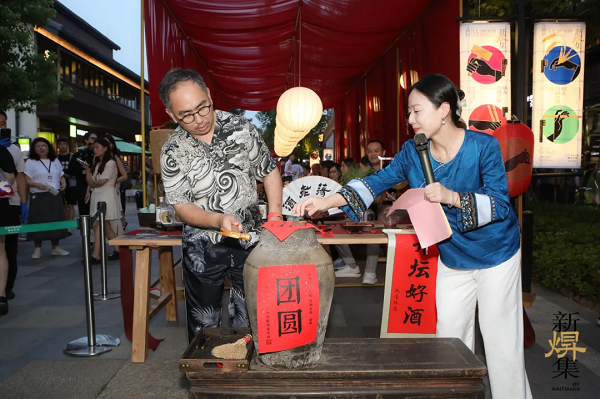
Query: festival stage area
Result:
<box><xmin>0</xmin><ymin>204</ymin><xmax>599</xmax><ymax>398</ymax></box>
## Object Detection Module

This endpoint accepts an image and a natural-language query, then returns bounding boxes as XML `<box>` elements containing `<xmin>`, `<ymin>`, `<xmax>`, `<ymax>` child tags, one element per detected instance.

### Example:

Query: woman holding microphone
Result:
<box><xmin>293</xmin><ymin>74</ymin><xmax>532</xmax><ymax>399</ymax></box>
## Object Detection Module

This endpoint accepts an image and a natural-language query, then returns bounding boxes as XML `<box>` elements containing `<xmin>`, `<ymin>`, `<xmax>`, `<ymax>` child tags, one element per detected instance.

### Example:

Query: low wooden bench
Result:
<box><xmin>181</xmin><ymin>328</ymin><xmax>487</xmax><ymax>399</ymax></box>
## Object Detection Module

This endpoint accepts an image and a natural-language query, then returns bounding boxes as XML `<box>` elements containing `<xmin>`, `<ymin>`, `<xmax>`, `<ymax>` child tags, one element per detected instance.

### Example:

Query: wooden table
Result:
<box><xmin>181</xmin><ymin>328</ymin><xmax>487</xmax><ymax>398</ymax></box>
<box><xmin>110</xmin><ymin>231</ymin><xmax>181</xmax><ymax>363</ymax></box>
<box><xmin>110</xmin><ymin>227</ymin><xmax>394</xmax><ymax>363</ymax></box>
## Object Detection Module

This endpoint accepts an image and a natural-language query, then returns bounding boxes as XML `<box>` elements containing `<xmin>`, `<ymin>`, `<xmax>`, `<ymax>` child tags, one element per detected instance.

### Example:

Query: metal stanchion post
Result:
<box><xmin>94</xmin><ymin>202</ymin><xmax>120</xmax><ymax>301</ymax></box>
<box><xmin>64</xmin><ymin>215</ymin><xmax>118</xmax><ymax>356</ymax></box>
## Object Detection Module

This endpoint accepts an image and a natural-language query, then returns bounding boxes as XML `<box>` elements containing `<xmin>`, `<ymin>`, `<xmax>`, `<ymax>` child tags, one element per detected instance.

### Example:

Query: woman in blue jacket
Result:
<box><xmin>294</xmin><ymin>74</ymin><xmax>532</xmax><ymax>399</ymax></box>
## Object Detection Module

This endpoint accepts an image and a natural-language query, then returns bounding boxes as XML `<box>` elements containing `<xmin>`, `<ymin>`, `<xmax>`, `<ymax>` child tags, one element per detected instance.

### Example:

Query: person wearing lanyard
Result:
<box><xmin>25</xmin><ymin>138</ymin><xmax>69</xmax><ymax>259</ymax></box>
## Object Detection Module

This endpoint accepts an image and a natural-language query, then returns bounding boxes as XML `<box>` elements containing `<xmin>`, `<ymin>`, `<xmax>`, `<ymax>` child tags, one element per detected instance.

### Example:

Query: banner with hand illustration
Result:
<box><xmin>459</xmin><ymin>23</ymin><xmax>511</xmax><ymax>136</ymax></box>
<box><xmin>532</xmin><ymin>22</ymin><xmax>585</xmax><ymax>168</ymax></box>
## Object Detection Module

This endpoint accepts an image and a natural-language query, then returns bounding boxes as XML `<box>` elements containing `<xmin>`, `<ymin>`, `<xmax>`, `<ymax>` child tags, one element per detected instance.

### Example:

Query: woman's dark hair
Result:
<box><xmin>92</xmin><ymin>138</ymin><xmax>114</xmax><ymax>175</ymax></box>
<box><xmin>103</xmin><ymin>134</ymin><xmax>121</xmax><ymax>156</ymax></box>
<box><xmin>360</xmin><ymin>155</ymin><xmax>370</xmax><ymax>167</ymax></box>
<box><xmin>320</xmin><ymin>160</ymin><xmax>335</xmax><ymax>176</ymax></box>
<box><xmin>29</xmin><ymin>138</ymin><xmax>57</xmax><ymax>161</ymax></box>
<box><xmin>341</xmin><ymin>157</ymin><xmax>356</xmax><ymax>167</ymax></box>
<box><xmin>409</xmin><ymin>74</ymin><xmax>467</xmax><ymax>129</ymax></box>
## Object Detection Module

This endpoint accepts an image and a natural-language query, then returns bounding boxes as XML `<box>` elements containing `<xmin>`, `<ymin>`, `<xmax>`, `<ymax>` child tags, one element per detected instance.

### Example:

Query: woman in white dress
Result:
<box><xmin>82</xmin><ymin>138</ymin><xmax>120</xmax><ymax>263</ymax></box>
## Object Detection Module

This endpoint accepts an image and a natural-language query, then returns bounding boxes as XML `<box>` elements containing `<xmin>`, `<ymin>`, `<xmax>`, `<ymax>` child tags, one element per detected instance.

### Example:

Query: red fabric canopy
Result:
<box><xmin>145</xmin><ymin>0</ymin><xmax>435</xmax><ymax>127</ymax></box>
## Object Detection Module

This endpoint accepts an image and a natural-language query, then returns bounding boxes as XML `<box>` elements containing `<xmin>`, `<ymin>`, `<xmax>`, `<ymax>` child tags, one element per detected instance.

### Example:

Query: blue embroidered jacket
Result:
<box><xmin>338</xmin><ymin>130</ymin><xmax>520</xmax><ymax>269</ymax></box>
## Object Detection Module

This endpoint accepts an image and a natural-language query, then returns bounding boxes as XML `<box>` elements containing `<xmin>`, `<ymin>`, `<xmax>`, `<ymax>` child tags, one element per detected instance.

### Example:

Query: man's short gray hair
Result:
<box><xmin>158</xmin><ymin>68</ymin><xmax>208</xmax><ymax>110</ymax></box>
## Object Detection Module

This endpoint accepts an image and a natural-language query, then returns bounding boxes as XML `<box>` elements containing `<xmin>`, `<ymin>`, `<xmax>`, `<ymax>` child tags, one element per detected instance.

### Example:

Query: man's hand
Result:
<box><xmin>220</xmin><ymin>214</ymin><xmax>241</xmax><ymax>232</ymax></box>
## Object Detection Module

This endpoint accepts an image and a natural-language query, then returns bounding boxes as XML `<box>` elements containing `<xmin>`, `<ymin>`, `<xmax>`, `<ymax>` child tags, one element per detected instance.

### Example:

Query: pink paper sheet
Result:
<box><xmin>387</xmin><ymin>188</ymin><xmax>452</xmax><ymax>248</ymax></box>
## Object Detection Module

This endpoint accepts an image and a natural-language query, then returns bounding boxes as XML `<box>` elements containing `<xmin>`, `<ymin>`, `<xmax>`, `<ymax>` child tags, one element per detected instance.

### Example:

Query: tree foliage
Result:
<box><xmin>0</xmin><ymin>0</ymin><xmax>69</xmax><ymax>112</ymax></box>
<box><xmin>256</xmin><ymin>109</ymin><xmax>277</xmax><ymax>150</ymax></box>
<box><xmin>464</xmin><ymin>0</ymin><xmax>600</xmax><ymax>44</ymax></box>
<box><xmin>255</xmin><ymin>109</ymin><xmax>327</xmax><ymax>160</ymax></box>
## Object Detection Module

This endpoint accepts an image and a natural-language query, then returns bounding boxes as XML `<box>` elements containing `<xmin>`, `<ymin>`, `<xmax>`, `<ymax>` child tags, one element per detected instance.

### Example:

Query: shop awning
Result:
<box><xmin>79</xmin><ymin>136</ymin><xmax>151</xmax><ymax>155</ymax></box>
<box><xmin>144</xmin><ymin>0</ymin><xmax>436</xmax><ymax>127</ymax></box>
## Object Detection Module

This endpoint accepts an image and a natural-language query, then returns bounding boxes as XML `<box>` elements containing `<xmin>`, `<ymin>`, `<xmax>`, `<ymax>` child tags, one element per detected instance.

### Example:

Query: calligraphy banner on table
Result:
<box><xmin>380</xmin><ymin>231</ymin><xmax>438</xmax><ymax>337</ymax></box>
<box><xmin>256</xmin><ymin>264</ymin><xmax>319</xmax><ymax>353</ymax></box>
<box><xmin>459</xmin><ymin>22</ymin><xmax>511</xmax><ymax>135</ymax></box>
<box><xmin>532</xmin><ymin>22</ymin><xmax>585</xmax><ymax>168</ymax></box>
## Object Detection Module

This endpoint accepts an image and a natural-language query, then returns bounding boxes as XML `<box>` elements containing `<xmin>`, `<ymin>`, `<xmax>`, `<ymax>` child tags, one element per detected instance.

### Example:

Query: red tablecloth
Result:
<box><xmin>119</xmin><ymin>247</ymin><xmax>163</xmax><ymax>350</ymax></box>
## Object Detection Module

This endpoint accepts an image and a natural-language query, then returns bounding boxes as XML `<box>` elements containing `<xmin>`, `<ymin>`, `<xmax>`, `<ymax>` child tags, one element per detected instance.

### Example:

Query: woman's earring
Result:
<box><xmin>442</xmin><ymin>119</ymin><xmax>446</xmax><ymax>125</ymax></box>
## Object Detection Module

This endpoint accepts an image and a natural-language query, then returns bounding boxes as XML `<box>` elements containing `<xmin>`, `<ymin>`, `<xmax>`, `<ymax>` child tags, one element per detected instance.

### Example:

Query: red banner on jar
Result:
<box><xmin>387</xmin><ymin>234</ymin><xmax>438</xmax><ymax>334</ymax></box>
<box><xmin>256</xmin><ymin>265</ymin><xmax>319</xmax><ymax>353</ymax></box>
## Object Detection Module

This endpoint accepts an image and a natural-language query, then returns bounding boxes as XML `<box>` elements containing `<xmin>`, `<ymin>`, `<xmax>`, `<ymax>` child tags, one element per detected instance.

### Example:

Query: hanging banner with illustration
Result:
<box><xmin>532</xmin><ymin>22</ymin><xmax>585</xmax><ymax>168</ymax></box>
<box><xmin>459</xmin><ymin>22</ymin><xmax>511</xmax><ymax>135</ymax></box>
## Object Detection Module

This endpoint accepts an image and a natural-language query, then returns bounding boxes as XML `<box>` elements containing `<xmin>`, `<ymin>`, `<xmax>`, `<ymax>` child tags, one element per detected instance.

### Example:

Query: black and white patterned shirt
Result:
<box><xmin>161</xmin><ymin>111</ymin><xmax>276</xmax><ymax>248</ymax></box>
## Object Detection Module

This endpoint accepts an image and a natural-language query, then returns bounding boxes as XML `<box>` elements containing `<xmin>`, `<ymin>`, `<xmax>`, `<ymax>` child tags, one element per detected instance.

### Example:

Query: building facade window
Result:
<box><xmin>59</xmin><ymin>50</ymin><xmax>140</xmax><ymax>111</ymax></box>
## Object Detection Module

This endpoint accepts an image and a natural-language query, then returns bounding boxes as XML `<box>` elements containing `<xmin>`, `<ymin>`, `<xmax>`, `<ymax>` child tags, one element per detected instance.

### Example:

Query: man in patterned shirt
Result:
<box><xmin>159</xmin><ymin>68</ymin><xmax>283</xmax><ymax>341</ymax></box>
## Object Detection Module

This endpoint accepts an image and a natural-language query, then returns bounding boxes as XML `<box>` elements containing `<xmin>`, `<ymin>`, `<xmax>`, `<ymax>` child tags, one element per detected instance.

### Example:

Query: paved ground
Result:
<box><xmin>0</xmin><ymin>202</ymin><xmax>599</xmax><ymax>398</ymax></box>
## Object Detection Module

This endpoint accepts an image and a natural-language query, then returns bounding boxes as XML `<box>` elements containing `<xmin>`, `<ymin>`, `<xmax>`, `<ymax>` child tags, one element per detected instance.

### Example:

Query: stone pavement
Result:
<box><xmin>0</xmin><ymin>202</ymin><xmax>599</xmax><ymax>398</ymax></box>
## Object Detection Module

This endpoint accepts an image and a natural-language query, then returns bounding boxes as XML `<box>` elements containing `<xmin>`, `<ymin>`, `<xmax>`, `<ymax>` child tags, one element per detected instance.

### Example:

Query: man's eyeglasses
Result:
<box><xmin>179</xmin><ymin>104</ymin><xmax>212</xmax><ymax>124</ymax></box>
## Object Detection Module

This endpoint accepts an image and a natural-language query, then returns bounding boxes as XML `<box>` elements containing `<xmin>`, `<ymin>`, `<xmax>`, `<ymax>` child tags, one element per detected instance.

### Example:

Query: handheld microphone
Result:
<box><xmin>414</xmin><ymin>133</ymin><xmax>435</xmax><ymax>185</ymax></box>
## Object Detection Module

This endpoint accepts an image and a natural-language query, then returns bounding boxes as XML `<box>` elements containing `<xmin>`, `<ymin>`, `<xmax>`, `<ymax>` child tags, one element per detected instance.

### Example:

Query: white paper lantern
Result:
<box><xmin>274</xmin><ymin>141</ymin><xmax>294</xmax><ymax>157</ymax></box>
<box><xmin>275</xmin><ymin>123</ymin><xmax>302</xmax><ymax>143</ymax></box>
<box><xmin>276</xmin><ymin>87</ymin><xmax>323</xmax><ymax>136</ymax></box>
<box><xmin>274</xmin><ymin>133</ymin><xmax>297</xmax><ymax>148</ymax></box>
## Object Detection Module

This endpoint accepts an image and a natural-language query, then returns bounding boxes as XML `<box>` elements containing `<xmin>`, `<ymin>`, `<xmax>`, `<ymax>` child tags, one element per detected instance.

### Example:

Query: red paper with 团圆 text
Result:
<box><xmin>387</xmin><ymin>234</ymin><xmax>438</xmax><ymax>334</ymax></box>
<box><xmin>256</xmin><ymin>264</ymin><xmax>319</xmax><ymax>353</ymax></box>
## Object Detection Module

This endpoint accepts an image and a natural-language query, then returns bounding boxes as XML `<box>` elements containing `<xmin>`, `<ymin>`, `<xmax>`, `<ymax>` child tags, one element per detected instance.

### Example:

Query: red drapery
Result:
<box><xmin>333</xmin><ymin>0</ymin><xmax>460</xmax><ymax>159</ymax></box>
<box><xmin>145</xmin><ymin>0</ymin><xmax>435</xmax><ymax>127</ymax></box>
<box><xmin>144</xmin><ymin>0</ymin><xmax>459</xmax><ymax>159</ymax></box>
<box><xmin>334</xmin><ymin>102</ymin><xmax>343</xmax><ymax>161</ymax></box>
<box><xmin>144</xmin><ymin>0</ymin><xmax>230</xmax><ymax>128</ymax></box>
<box><xmin>345</xmin><ymin>86</ymin><xmax>358</xmax><ymax>161</ymax></box>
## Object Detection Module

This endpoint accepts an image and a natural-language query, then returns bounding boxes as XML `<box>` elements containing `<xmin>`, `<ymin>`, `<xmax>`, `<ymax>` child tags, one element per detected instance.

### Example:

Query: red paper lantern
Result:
<box><xmin>492</xmin><ymin>121</ymin><xmax>534</xmax><ymax>198</ymax></box>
